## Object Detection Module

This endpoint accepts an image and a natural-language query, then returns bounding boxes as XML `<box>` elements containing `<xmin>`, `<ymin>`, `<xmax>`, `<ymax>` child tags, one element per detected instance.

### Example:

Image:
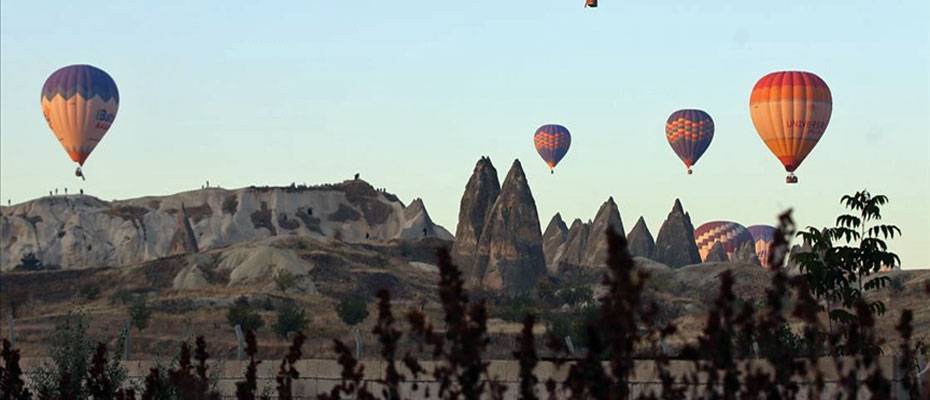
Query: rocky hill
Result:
<box><xmin>0</xmin><ymin>180</ymin><xmax>452</xmax><ymax>271</ymax></box>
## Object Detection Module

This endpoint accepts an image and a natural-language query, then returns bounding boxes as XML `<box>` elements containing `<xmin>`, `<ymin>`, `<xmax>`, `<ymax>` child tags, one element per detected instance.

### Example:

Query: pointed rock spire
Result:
<box><xmin>654</xmin><ymin>199</ymin><xmax>701</xmax><ymax>268</ymax></box>
<box><xmin>627</xmin><ymin>216</ymin><xmax>655</xmax><ymax>259</ymax></box>
<box><xmin>474</xmin><ymin>159</ymin><xmax>546</xmax><ymax>294</ymax></box>
<box><xmin>543</xmin><ymin>213</ymin><xmax>569</xmax><ymax>271</ymax></box>
<box><xmin>582</xmin><ymin>197</ymin><xmax>625</xmax><ymax>267</ymax></box>
<box><xmin>451</xmin><ymin>157</ymin><xmax>501</xmax><ymax>278</ymax></box>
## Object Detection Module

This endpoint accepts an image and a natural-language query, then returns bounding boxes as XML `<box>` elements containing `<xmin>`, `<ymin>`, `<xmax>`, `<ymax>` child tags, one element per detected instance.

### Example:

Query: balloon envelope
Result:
<box><xmin>694</xmin><ymin>221</ymin><xmax>753</xmax><ymax>262</ymax></box>
<box><xmin>747</xmin><ymin>225</ymin><xmax>777</xmax><ymax>269</ymax></box>
<box><xmin>41</xmin><ymin>64</ymin><xmax>119</xmax><ymax>166</ymax></box>
<box><xmin>533</xmin><ymin>124</ymin><xmax>571</xmax><ymax>171</ymax></box>
<box><xmin>749</xmin><ymin>71</ymin><xmax>831</xmax><ymax>179</ymax></box>
<box><xmin>665</xmin><ymin>109</ymin><xmax>714</xmax><ymax>174</ymax></box>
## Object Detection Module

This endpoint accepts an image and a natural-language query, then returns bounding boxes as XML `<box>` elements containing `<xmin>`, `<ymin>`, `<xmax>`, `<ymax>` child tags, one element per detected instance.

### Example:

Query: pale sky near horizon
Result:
<box><xmin>1</xmin><ymin>1</ymin><xmax>929</xmax><ymax>267</ymax></box>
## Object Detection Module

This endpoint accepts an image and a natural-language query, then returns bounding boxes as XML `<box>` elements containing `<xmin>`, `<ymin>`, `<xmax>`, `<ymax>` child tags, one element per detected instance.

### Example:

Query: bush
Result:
<box><xmin>273</xmin><ymin>301</ymin><xmax>309</xmax><ymax>339</ymax></box>
<box><xmin>226</xmin><ymin>296</ymin><xmax>265</xmax><ymax>333</ymax></box>
<box><xmin>335</xmin><ymin>297</ymin><xmax>369</xmax><ymax>327</ymax></box>
<box><xmin>495</xmin><ymin>294</ymin><xmax>538</xmax><ymax>323</ymax></box>
<box><xmin>14</xmin><ymin>252</ymin><xmax>43</xmax><ymax>271</ymax></box>
<box><xmin>128</xmin><ymin>296</ymin><xmax>152</xmax><ymax>332</ymax></box>
<box><xmin>274</xmin><ymin>270</ymin><xmax>298</xmax><ymax>294</ymax></box>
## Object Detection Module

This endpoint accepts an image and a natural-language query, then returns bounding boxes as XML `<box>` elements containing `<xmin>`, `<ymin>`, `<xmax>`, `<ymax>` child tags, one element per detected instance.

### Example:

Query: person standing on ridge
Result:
<box><xmin>354</xmin><ymin>173</ymin><xmax>359</xmax><ymax>181</ymax></box>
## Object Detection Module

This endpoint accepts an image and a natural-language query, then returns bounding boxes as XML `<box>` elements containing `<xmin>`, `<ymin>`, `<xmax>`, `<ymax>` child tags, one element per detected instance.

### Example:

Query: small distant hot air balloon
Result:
<box><xmin>585</xmin><ymin>0</ymin><xmax>598</xmax><ymax>7</ymax></box>
<box><xmin>750</xmin><ymin>71</ymin><xmax>832</xmax><ymax>184</ymax></box>
<box><xmin>747</xmin><ymin>225</ymin><xmax>776</xmax><ymax>269</ymax></box>
<box><xmin>41</xmin><ymin>64</ymin><xmax>119</xmax><ymax>180</ymax></box>
<box><xmin>665</xmin><ymin>109</ymin><xmax>714</xmax><ymax>175</ymax></box>
<box><xmin>534</xmin><ymin>124</ymin><xmax>571</xmax><ymax>174</ymax></box>
<box><xmin>694</xmin><ymin>221</ymin><xmax>753</xmax><ymax>262</ymax></box>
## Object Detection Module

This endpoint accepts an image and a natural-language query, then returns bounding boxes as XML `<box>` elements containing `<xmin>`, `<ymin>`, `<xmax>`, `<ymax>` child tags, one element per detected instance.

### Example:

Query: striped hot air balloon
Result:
<box><xmin>41</xmin><ymin>65</ymin><xmax>119</xmax><ymax>178</ymax></box>
<box><xmin>666</xmin><ymin>109</ymin><xmax>714</xmax><ymax>175</ymax></box>
<box><xmin>747</xmin><ymin>225</ymin><xmax>777</xmax><ymax>269</ymax></box>
<box><xmin>749</xmin><ymin>71</ymin><xmax>832</xmax><ymax>184</ymax></box>
<box><xmin>694</xmin><ymin>221</ymin><xmax>754</xmax><ymax>262</ymax></box>
<box><xmin>533</xmin><ymin>124</ymin><xmax>571</xmax><ymax>174</ymax></box>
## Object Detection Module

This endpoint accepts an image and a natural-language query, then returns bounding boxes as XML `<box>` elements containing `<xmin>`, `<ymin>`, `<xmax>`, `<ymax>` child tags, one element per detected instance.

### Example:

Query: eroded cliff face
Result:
<box><xmin>542</xmin><ymin>213</ymin><xmax>568</xmax><ymax>272</ymax></box>
<box><xmin>0</xmin><ymin>180</ymin><xmax>452</xmax><ymax>271</ymax></box>
<box><xmin>627</xmin><ymin>216</ymin><xmax>656</xmax><ymax>259</ymax></box>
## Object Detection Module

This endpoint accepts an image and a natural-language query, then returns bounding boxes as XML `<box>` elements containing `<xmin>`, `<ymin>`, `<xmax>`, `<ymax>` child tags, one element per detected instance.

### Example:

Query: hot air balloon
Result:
<box><xmin>41</xmin><ymin>65</ymin><xmax>119</xmax><ymax>180</ymax></box>
<box><xmin>585</xmin><ymin>0</ymin><xmax>598</xmax><ymax>7</ymax></box>
<box><xmin>749</xmin><ymin>71</ymin><xmax>832</xmax><ymax>184</ymax></box>
<box><xmin>665</xmin><ymin>109</ymin><xmax>714</xmax><ymax>175</ymax></box>
<box><xmin>534</xmin><ymin>124</ymin><xmax>571</xmax><ymax>174</ymax></box>
<box><xmin>747</xmin><ymin>225</ymin><xmax>776</xmax><ymax>269</ymax></box>
<box><xmin>694</xmin><ymin>221</ymin><xmax>753</xmax><ymax>262</ymax></box>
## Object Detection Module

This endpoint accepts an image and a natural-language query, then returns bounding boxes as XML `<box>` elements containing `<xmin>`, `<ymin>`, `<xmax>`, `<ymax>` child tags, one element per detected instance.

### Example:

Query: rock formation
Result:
<box><xmin>450</xmin><ymin>157</ymin><xmax>501</xmax><ymax>279</ymax></box>
<box><xmin>542</xmin><ymin>213</ymin><xmax>568</xmax><ymax>271</ymax></box>
<box><xmin>553</xmin><ymin>219</ymin><xmax>591</xmax><ymax>269</ymax></box>
<box><xmin>654</xmin><ymin>199</ymin><xmax>702</xmax><ymax>268</ymax></box>
<box><xmin>704</xmin><ymin>242</ymin><xmax>729</xmax><ymax>262</ymax></box>
<box><xmin>581</xmin><ymin>197</ymin><xmax>625</xmax><ymax>268</ymax></box>
<box><xmin>731</xmin><ymin>241</ymin><xmax>761</xmax><ymax>266</ymax></box>
<box><xmin>474</xmin><ymin>159</ymin><xmax>546</xmax><ymax>294</ymax></box>
<box><xmin>627</xmin><ymin>216</ymin><xmax>655</xmax><ymax>259</ymax></box>
<box><xmin>0</xmin><ymin>180</ymin><xmax>452</xmax><ymax>271</ymax></box>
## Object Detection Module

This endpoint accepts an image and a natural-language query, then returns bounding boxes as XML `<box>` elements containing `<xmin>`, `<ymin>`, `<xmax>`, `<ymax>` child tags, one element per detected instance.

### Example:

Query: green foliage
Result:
<box><xmin>274</xmin><ymin>270</ymin><xmax>298</xmax><ymax>294</ymax></box>
<box><xmin>273</xmin><ymin>301</ymin><xmax>309</xmax><ymax>339</ymax></box>
<box><xmin>335</xmin><ymin>297</ymin><xmax>369</xmax><ymax>327</ymax></box>
<box><xmin>795</xmin><ymin>190</ymin><xmax>900</xmax><ymax>326</ymax></box>
<box><xmin>496</xmin><ymin>294</ymin><xmax>539</xmax><ymax>323</ymax></box>
<box><xmin>129</xmin><ymin>296</ymin><xmax>153</xmax><ymax>332</ymax></box>
<box><xmin>556</xmin><ymin>286</ymin><xmax>594</xmax><ymax>308</ymax></box>
<box><xmin>30</xmin><ymin>311</ymin><xmax>129</xmax><ymax>399</ymax></box>
<box><xmin>80</xmin><ymin>285</ymin><xmax>101</xmax><ymax>301</ymax></box>
<box><xmin>15</xmin><ymin>252</ymin><xmax>43</xmax><ymax>271</ymax></box>
<box><xmin>226</xmin><ymin>296</ymin><xmax>265</xmax><ymax>333</ymax></box>
<box><xmin>543</xmin><ymin>304</ymin><xmax>600</xmax><ymax>349</ymax></box>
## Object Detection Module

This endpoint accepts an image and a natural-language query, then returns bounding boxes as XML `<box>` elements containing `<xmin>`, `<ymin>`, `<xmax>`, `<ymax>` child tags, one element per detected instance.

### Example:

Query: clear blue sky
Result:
<box><xmin>2</xmin><ymin>1</ymin><xmax>928</xmax><ymax>267</ymax></box>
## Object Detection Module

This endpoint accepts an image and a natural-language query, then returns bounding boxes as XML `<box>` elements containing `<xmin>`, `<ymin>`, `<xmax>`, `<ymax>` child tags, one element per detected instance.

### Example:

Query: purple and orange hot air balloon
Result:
<box><xmin>41</xmin><ymin>64</ymin><xmax>119</xmax><ymax>180</ymax></box>
<box><xmin>534</xmin><ymin>124</ymin><xmax>571</xmax><ymax>174</ymax></box>
<box><xmin>666</xmin><ymin>109</ymin><xmax>714</xmax><ymax>175</ymax></box>
<box><xmin>694</xmin><ymin>221</ymin><xmax>753</xmax><ymax>262</ymax></box>
<box><xmin>747</xmin><ymin>225</ymin><xmax>777</xmax><ymax>269</ymax></box>
<box><xmin>750</xmin><ymin>71</ymin><xmax>832</xmax><ymax>184</ymax></box>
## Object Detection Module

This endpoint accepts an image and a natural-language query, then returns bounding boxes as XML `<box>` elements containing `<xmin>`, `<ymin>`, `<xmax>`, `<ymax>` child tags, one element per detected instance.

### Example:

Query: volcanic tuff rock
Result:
<box><xmin>474</xmin><ymin>159</ymin><xmax>546</xmax><ymax>294</ymax></box>
<box><xmin>0</xmin><ymin>180</ymin><xmax>452</xmax><ymax>271</ymax></box>
<box><xmin>704</xmin><ymin>242</ymin><xmax>729</xmax><ymax>263</ymax></box>
<box><xmin>627</xmin><ymin>217</ymin><xmax>655</xmax><ymax>259</ymax></box>
<box><xmin>654</xmin><ymin>199</ymin><xmax>702</xmax><ymax>268</ymax></box>
<box><xmin>731</xmin><ymin>241</ymin><xmax>761</xmax><ymax>266</ymax></box>
<box><xmin>551</xmin><ymin>219</ymin><xmax>591</xmax><ymax>269</ymax></box>
<box><xmin>451</xmin><ymin>156</ymin><xmax>501</xmax><ymax>280</ymax></box>
<box><xmin>582</xmin><ymin>197</ymin><xmax>626</xmax><ymax>268</ymax></box>
<box><xmin>542</xmin><ymin>213</ymin><xmax>569</xmax><ymax>272</ymax></box>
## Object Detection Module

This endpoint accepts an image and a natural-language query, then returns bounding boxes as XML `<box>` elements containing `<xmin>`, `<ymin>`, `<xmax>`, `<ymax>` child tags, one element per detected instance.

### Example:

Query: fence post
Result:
<box><xmin>123</xmin><ymin>320</ymin><xmax>132</xmax><ymax>360</ymax></box>
<box><xmin>353</xmin><ymin>327</ymin><xmax>363</xmax><ymax>360</ymax></box>
<box><xmin>235</xmin><ymin>324</ymin><xmax>245</xmax><ymax>361</ymax></box>
<box><xmin>7</xmin><ymin>305</ymin><xmax>14</xmax><ymax>348</ymax></box>
<box><xmin>565</xmin><ymin>336</ymin><xmax>576</xmax><ymax>357</ymax></box>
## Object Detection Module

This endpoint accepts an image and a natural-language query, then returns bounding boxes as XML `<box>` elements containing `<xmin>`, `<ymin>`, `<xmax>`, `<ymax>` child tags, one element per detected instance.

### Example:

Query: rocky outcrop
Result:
<box><xmin>0</xmin><ymin>180</ymin><xmax>452</xmax><ymax>271</ymax></box>
<box><xmin>731</xmin><ymin>241</ymin><xmax>760</xmax><ymax>266</ymax></box>
<box><xmin>627</xmin><ymin>217</ymin><xmax>655</xmax><ymax>259</ymax></box>
<box><xmin>542</xmin><ymin>213</ymin><xmax>568</xmax><ymax>271</ymax></box>
<box><xmin>704</xmin><ymin>242</ymin><xmax>729</xmax><ymax>263</ymax></box>
<box><xmin>553</xmin><ymin>219</ymin><xmax>591</xmax><ymax>269</ymax></box>
<box><xmin>451</xmin><ymin>157</ymin><xmax>501</xmax><ymax>279</ymax></box>
<box><xmin>474</xmin><ymin>160</ymin><xmax>546</xmax><ymax>294</ymax></box>
<box><xmin>581</xmin><ymin>197</ymin><xmax>625</xmax><ymax>268</ymax></box>
<box><xmin>654</xmin><ymin>199</ymin><xmax>702</xmax><ymax>268</ymax></box>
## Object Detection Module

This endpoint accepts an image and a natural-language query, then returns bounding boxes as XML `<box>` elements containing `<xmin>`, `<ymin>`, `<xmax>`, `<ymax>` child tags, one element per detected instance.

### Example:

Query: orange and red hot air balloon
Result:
<box><xmin>534</xmin><ymin>124</ymin><xmax>571</xmax><ymax>174</ymax></box>
<box><xmin>749</xmin><ymin>71</ymin><xmax>832</xmax><ymax>184</ymax></box>
<box><xmin>41</xmin><ymin>64</ymin><xmax>119</xmax><ymax>180</ymax></box>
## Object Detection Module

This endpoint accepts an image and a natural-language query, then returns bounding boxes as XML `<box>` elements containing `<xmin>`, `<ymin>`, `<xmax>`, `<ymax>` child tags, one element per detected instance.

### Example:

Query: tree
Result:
<box><xmin>273</xmin><ymin>301</ymin><xmax>309</xmax><ymax>339</ymax></box>
<box><xmin>15</xmin><ymin>253</ymin><xmax>43</xmax><ymax>271</ymax></box>
<box><xmin>226</xmin><ymin>297</ymin><xmax>265</xmax><ymax>333</ymax></box>
<box><xmin>129</xmin><ymin>296</ymin><xmax>152</xmax><ymax>332</ymax></box>
<box><xmin>335</xmin><ymin>297</ymin><xmax>369</xmax><ymax>327</ymax></box>
<box><xmin>273</xmin><ymin>270</ymin><xmax>298</xmax><ymax>294</ymax></box>
<box><xmin>795</xmin><ymin>190</ymin><xmax>900</xmax><ymax>336</ymax></box>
